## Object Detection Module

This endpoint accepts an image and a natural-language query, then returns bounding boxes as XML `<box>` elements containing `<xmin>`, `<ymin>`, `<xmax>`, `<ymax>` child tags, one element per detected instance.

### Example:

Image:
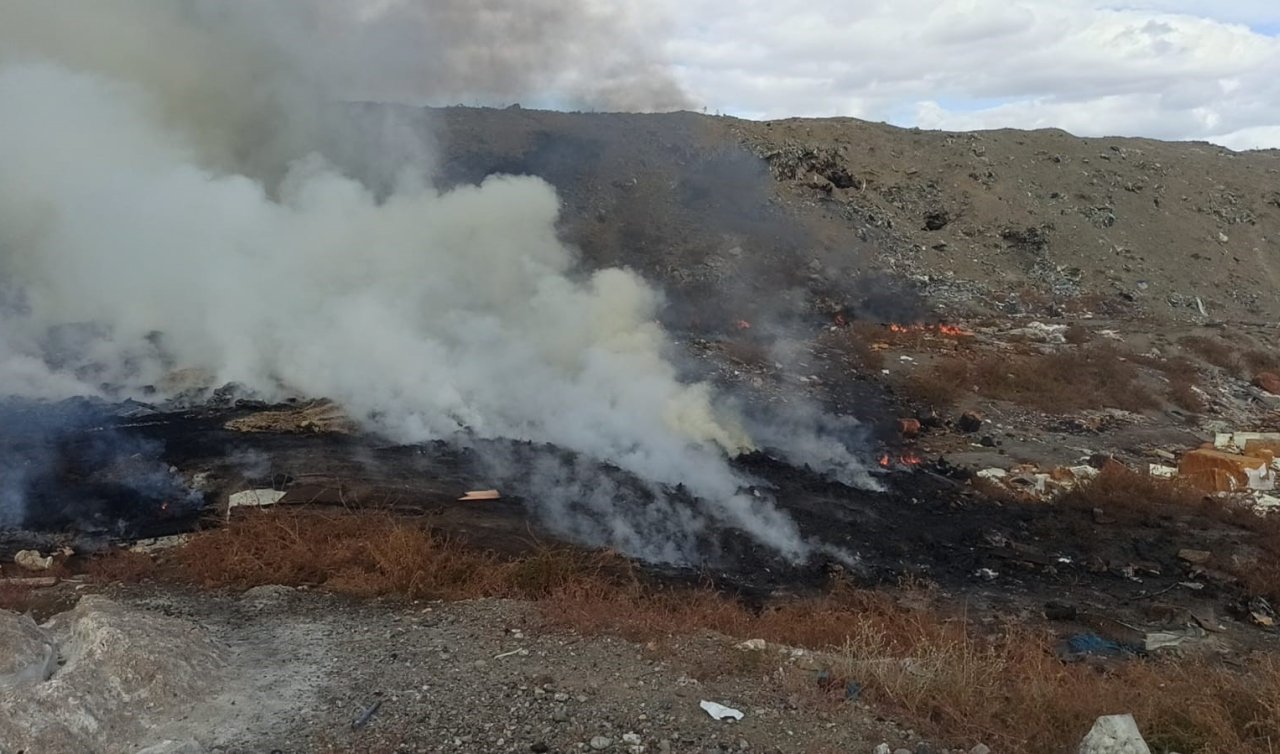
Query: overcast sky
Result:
<box><xmin>659</xmin><ymin>0</ymin><xmax>1280</xmax><ymax>149</ymax></box>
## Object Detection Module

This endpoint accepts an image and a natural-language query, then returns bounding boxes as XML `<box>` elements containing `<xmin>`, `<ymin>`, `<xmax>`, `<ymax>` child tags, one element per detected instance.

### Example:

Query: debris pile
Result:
<box><xmin>970</xmin><ymin>430</ymin><xmax>1280</xmax><ymax>511</ymax></box>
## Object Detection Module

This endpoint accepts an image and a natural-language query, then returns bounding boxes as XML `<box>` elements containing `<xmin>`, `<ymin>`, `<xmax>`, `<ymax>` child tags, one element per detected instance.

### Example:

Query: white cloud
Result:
<box><xmin>666</xmin><ymin>0</ymin><xmax>1280</xmax><ymax>148</ymax></box>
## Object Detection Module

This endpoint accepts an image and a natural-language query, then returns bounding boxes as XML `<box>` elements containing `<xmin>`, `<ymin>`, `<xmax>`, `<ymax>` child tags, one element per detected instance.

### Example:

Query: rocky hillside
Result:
<box><xmin>430</xmin><ymin>106</ymin><xmax>1280</xmax><ymax>326</ymax></box>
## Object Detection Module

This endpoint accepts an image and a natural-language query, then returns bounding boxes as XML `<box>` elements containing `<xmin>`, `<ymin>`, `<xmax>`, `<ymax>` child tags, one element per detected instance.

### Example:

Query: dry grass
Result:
<box><xmin>1179</xmin><ymin>335</ymin><xmax>1239</xmax><ymax>372</ymax></box>
<box><xmin>69</xmin><ymin>507</ymin><xmax>1280</xmax><ymax>754</ymax></box>
<box><xmin>1242</xmin><ymin>349</ymin><xmax>1280</xmax><ymax>374</ymax></box>
<box><xmin>84</xmin><ymin>550</ymin><xmax>157</xmax><ymax>583</ymax></box>
<box><xmin>546</xmin><ymin>575</ymin><xmax>1280</xmax><ymax>754</ymax></box>
<box><xmin>1056</xmin><ymin>464</ymin><xmax>1206</xmax><ymax>520</ymax></box>
<box><xmin>0</xmin><ymin>582</ymin><xmax>37</xmax><ymax>612</ymax></box>
<box><xmin>1058</xmin><ymin>465</ymin><xmax>1280</xmax><ymax>604</ymax></box>
<box><xmin>1178</xmin><ymin>336</ymin><xmax>1280</xmax><ymax>384</ymax></box>
<box><xmin>172</xmin><ymin>508</ymin><xmax>617</xmax><ymax>600</ymax></box>
<box><xmin>907</xmin><ymin>344</ymin><xmax>1156</xmax><ymax>412</ymax></box>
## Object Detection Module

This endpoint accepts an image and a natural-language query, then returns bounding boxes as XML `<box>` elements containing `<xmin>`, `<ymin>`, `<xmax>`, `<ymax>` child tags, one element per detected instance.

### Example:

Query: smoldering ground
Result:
<box><xmin>0</xmin><ymin>1</ymin><xmax>881</xmax><ymax>564</ymax></box>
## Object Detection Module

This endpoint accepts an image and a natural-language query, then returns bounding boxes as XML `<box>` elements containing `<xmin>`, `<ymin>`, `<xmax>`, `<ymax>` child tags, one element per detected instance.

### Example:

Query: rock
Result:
<box><xmin>1077</xmin><ymin>714</ymin><xmax>1152</xmax><ymax>754</ymax></box>
<box><xmin>14</xmin><ymin>550</ymin><xmax>53</xmax><ymax>571</ymax></box>
<box><xmin>0</xmin><ymin>611</ymin><xmax>57</xmax><ymax>688</ymax></box>
<box><xmin>591</xmin><ymin>735</ymin><xmax>614</xmax><ymax>750</ymax></box>
<box><xmin>135</xmin><ymin>740</ymin><xmax>206</xmax><ymax>754</ymax></box>
<box><xmin>531</xmin><ymin>743</ymin><xmax>550</xmax><ymax>754</ymax></box>
<box><xmin>552</xmin><ymin>705</ymin><xmax>569</xmax><ymax>722</ymax></box>
<box><xmin>923</xmin><ymin>210</ymin><xmax>950</xmax><ymax>231</ymax></box>
<box><xmin>623</xmin><ymin>733</ymin><xmax>642</xmax><ymax>745</ymax></box>
<box><xmin>1254</xmin><ymin>372</ymin><xmax>1280</xmax><ymax>396</ymax></box>
<box><xmin>0</xmin><ymin>596</ymin><xmax>227</xmax><ymax>753</ymax></box>
<box><xmin>735</xmin><ymin>638</ymin><xmax>767</xmax><ymax>651</ymax></box>
<box><xmin>1177</xmin><ymin>549</ymin><xmax>1212</xmax><ymax>565</ymax></box>
<box><xmin>970</xmin><ymin>745</ymin><xmax>991</xmax><ymax>754</ymax></box>
<box><xmin>874</xmin><ymin>745</ymin><xmax>892</xmax><ymax>754</ymax></box>
<box><xmin>957</xmin><ymin>411</ymin><xmax>984</xmax><ymax>433</ymax></box>
<box><xmin>241</xmin><ymin>584</ymin><xmax>296</xmax><ymax>607</ymax></box>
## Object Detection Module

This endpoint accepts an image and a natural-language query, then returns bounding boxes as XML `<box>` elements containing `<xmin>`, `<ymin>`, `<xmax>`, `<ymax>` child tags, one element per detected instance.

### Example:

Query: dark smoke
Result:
<box><xmin>0</xmin><ymin>399</ymin><xmax>201</xmax><ymax>533</ymax></box>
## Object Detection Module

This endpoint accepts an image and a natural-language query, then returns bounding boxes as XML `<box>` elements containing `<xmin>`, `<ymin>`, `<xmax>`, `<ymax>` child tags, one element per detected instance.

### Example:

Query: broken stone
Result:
<box><xmin>898</xmin><ymin>418</ymin><xmax>922</xmax><ymax>438</ymax></box>
<box><xmin>1177</xmin><ymin>549</ymin><xmax>1212</xmax><ymax>565</ymax></box>
<box><xmin>735</xmin><ymin>639</ymin><xmax>767</xmax><ymax>652</ymax></box>
<box><xmin>14</xmin><ymin>550</ymin><xmax>53</xmax><ymax>572</ymax></box>
<box><xmin>923</xmin><ymin>210</ymin><xmax>950</xmax><ymax>231</ymax></box>
<box><xmin>1078</xmin><ymin>714</ymin><xmax>1151</xmax><ymax>754</ymax></box>
<box><xmin>957</xmin><ymin>411</ymin><xmax>984</xmax><ymax>433</ymax></box>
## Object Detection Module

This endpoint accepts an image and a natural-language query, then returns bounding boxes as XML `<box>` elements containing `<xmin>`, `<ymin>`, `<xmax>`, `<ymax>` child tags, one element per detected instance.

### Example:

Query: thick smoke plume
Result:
<box><xmin>0</xmin><ymin>2</ymin><xmax>869</xmax><ymax>563</ymax></box>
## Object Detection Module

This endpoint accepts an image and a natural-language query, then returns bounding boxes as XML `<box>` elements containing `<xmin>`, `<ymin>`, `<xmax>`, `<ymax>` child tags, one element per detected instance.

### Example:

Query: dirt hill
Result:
<box><xmin>430</xmin><ymin>106</ymin><xmax>1280</xmax><ymax>327</ymax></box>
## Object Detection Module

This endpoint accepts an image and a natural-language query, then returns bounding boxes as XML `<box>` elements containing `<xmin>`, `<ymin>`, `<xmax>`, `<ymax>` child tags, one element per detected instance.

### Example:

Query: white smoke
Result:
<box><xmin>0</xmin><ymin>2</ymin><xmax>873</xmax><ymax>563</ymax></box>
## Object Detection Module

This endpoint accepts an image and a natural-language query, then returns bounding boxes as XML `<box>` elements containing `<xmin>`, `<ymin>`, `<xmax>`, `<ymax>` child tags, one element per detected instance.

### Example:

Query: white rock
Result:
<box><xmin>590</xmin><ymin>735</ymin><xmax>614</xmax><ymax>750</ymax></box>
<box><xmin>135</xmin><ymin>740</ymin><xmax>206</xmax><ymax>754</ymax></box>
<box><xmin>1078</xmin><ymin>714</ymin><xmax>1152</xmax><ymax>754</ymax></box>
<box><xmin>873</xmin><ymin>744</ymin><xmax>891</xmax><ymax>754</ymax></box>
<box><xmin>14</xmin><ymin>550</ymin><xmax>53</xmax><ymax>571</ymax></box>
<box><xmin>735</xmin><ymin>638</ymin><xmax>767</xmax><ymax>651</ymax></box>
<box><xmin>0</xmin><ymin>612</ymin><xmax>57</xmax><ymax>688</ymax></box>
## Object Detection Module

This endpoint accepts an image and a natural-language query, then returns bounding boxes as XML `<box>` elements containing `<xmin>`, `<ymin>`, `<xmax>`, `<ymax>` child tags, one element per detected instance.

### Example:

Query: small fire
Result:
<box><xmin>879</xmin><ymin>452</ymin><xmax>924</xmax><ymax>469</ymax></box>
<box><xmin>885</xmin><ymin>322</ymin><xmax>972</xmax><ymax>337</ymax></box>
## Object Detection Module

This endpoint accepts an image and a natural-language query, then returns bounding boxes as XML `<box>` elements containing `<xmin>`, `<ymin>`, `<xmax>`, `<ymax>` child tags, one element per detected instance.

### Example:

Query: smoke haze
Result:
<box><xmin>0</xmin><ymin>1</ymin><xmax>869</xmax><ymax>563</ymax></box>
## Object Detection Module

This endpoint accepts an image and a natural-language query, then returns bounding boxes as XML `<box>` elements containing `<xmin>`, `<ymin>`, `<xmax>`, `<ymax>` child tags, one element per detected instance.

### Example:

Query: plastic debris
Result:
<box><xmin>1059</xmin><ymin>633</ymin><xmax>1135</xmax><ymax>661</ymax></box>
<box><xmin>699</xmin><ymin>700</ymin><xmax>744</xmax><ymax>722</ymax></box>
<box><xmin>1143</xmin><ymin>626</ymin><xmax>1205</xmax><ymax>652</ymax></box>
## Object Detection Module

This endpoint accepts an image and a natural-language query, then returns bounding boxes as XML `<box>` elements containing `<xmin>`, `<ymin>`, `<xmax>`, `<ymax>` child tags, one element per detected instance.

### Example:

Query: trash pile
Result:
<box><xmin>971</xmin><ymin>430</ymin><xmax>1280</xmax><ymax>512</ymax></box>
<box><xmin>973</xmin><ymin>464</ymin><xmax>1099</xmax><ymax>500</ymax></box>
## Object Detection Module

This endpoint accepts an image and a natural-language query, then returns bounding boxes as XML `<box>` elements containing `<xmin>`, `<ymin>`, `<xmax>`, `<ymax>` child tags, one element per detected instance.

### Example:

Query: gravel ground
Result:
<box><xmin>101</xmin><ymin>584</ymin><xmax>954</xmax><ymax>754</ymax></box>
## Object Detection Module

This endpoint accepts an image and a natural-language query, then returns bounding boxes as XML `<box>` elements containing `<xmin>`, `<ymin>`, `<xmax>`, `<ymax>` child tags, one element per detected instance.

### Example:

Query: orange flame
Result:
<box><xmin>885</xmin><ymin>322</ymin><xmax>972</xmax><ymax>337</ymax></box>
<box><xmin>879</xmin><ymin>452</ymin><xmax>924</xmax><ymax>469</ymax></box>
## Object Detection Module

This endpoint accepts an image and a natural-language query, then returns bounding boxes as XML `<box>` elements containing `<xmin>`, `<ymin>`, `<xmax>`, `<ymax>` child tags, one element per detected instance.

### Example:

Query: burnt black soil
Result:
<box><xmin>2</xmin><ymin>400</ymin><xmax>1254</xmax><ymax>636</ymax></box>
